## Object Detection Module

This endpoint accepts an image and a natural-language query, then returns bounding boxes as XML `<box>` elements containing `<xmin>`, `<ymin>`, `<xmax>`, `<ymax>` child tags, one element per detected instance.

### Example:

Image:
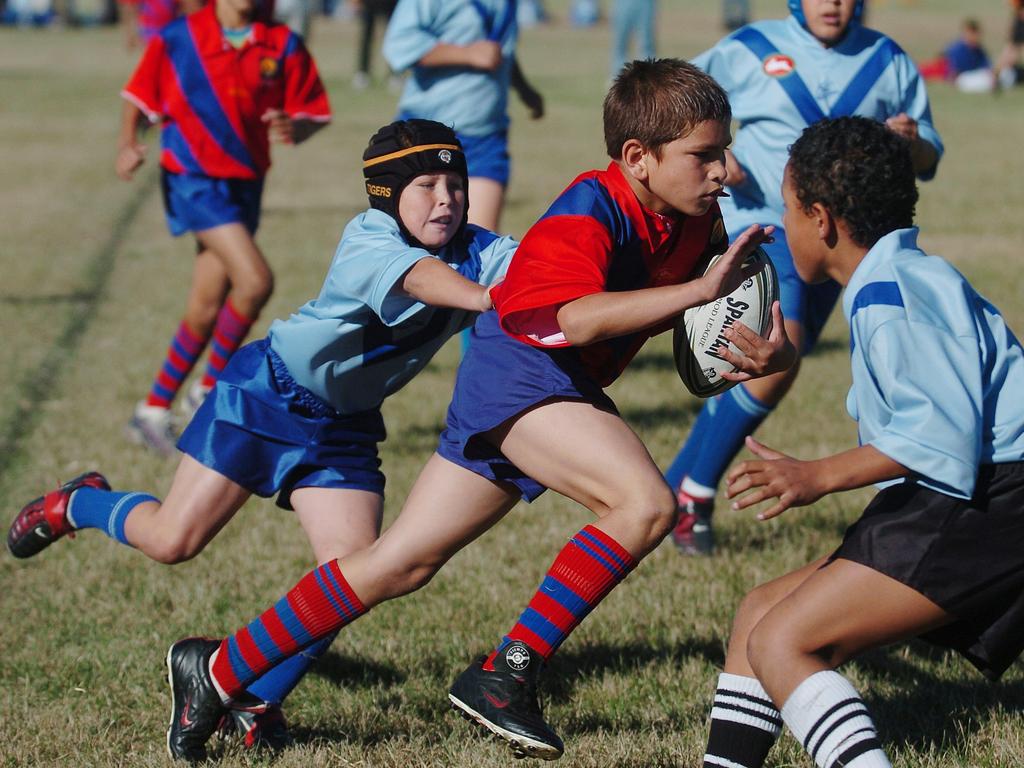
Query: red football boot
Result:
<box><xmin>7</xmin><ymin>471</ymin><xmax>110</xmax><ymax>558</ymax></box>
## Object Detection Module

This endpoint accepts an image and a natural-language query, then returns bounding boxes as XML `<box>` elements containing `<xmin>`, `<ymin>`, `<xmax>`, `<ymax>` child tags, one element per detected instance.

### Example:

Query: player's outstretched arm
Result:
<box><xmin>510</xmin><ymin>55</ymin><xmax>544</xmax><ymax>119</ymax></box>
<box><xmin>418</xmin><ymin>41</ymin><xmax>502</xmax><ymax>72</ymax></box>
<box><xmin>115</xmin><ymin>101</ymin><xmax>147</xmax><ymax>181</ymax></box>
<box><xmin>718</xmin><ymin>300</ymin><xmax>796</xmax><ymax>381</ymax></box>
<box><xmin>726</xmin><ymin>437</ymin><xmax>909</xmax><ymax>520</ymax></box>
<box><xmin>401</xmin><ymin>257</ymin><xmax>493</xmax><ymax>313</ymax></box>
<box><xmin>555</xmin><ymin>224</ymin><xmax>773</xmax><ymax>346</ymax></box>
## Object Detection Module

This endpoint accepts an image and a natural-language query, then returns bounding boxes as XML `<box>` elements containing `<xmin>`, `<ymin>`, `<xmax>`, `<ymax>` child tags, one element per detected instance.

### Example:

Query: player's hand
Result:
<box><xmin>465</xmin><ymin>40</ymin><xmax>502</xmax><ymax>72</ymax></box>
<box><xmin>726</xmin><ymin>436</ymin><xmax>826</xmax><ymax>520</ymax></box>
<box><xmin>885</xmin><ymin>113</ymin><xmax>919</xmax><ymax>142</ymax></box>
<box><xmin>115</xmin><ymin>141</ymin><xmax>147</xmax><ymax>180</ymax></box>
<box><xmin>718</xmin><ymin>301</ymin><xmax>796</xmax><ymax>380</ymax></box>
<box><xmin>724</xmin><ymin>149</ymin><xmax>747</xmax><ymax>188</ymax></box>
<box><xmin>699</xmin><ymin>224</ymin><xmax>775</xmax><ymax>303</ymax></box>
<box><xmin>263</xmin><ymin>109</ymin><xmax>295</xmax><ymax>144</ymax></box>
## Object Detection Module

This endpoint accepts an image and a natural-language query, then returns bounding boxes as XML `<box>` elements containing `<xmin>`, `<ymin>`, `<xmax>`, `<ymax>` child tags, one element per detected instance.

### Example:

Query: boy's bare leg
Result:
<box><xmin>337</xmin><ymin>454</ymin><xmax>520</xmax><ymax>605</ymax></box>
<box><xmin>727</xmin><ymin>560</ymin><xmax>952</xmax><ymax>768</ymax></box>
<box><xmin>494</xmin><ymin>398</ymin><xmax>676</xmax><ymax>556</ymax></box>
<box><xmin>747</xmin><ymin>558</ymin><xmax>953</xmax><ymax>705</ymax></box>
<box><xmin>182</xmin><ymin>249</ymin><xmax>230</xmax><ymax>336</ymax></box>
<box><xmin>722</xmin><ymin>556</ymin><xmax>829</xmax><ymax>677</ymax></box>
<box><xmin>467</xmin><ymin>177</ymin><xmax>505</xmax><ymax>233</ymax></box>
<box><xmin>121</xmin><ymin>455</ymin><xmax>253</xmax><ymax>562</ymax></box>
<box><xmin>231</xmin><ymin>487</ymin><xmax>387</xmax><ymax>716</ymax></box>
<box><xmin>196</xmin><ymin>223</ymin><xmax>274</xmax><ymax>317</ymax></box>
<box><xmin>291</xmin><ymin>487</ymin><xmax>384</xmax><ymax>565</ymax></box>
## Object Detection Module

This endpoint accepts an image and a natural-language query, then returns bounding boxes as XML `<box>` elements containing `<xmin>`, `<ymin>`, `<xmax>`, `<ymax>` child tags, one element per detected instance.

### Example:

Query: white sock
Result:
<box><xmin>207</xmin><ymin>648</ymin><xmax>233</xmax><ymax>706</ymax></box>
<box><xmin>682</xmin><ymin>476</ymin><xmax>716</xmax><ymax>500</ymax></box>
<box><xmin>781</xmin><ymin>671</ymin><xmax>891</xmax><ymax>768</ymax></box>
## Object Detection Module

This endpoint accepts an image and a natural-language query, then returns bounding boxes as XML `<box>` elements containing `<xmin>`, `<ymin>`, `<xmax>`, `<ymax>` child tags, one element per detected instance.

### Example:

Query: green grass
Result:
<box><xmin>2</xmin><ymin>1</ymin><xmax>1024</xmax><ymax>765</ymax></box>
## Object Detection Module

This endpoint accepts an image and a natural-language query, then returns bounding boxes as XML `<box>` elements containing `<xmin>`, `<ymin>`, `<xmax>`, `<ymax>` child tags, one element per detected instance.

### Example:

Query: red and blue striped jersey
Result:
<box><xmin>121</xmin><ymin>2</ymin><xmax>330</xmax><ymax>179</ymax></box>
<box><xmin>493</xmin><ymin>162</ymin><xmax>727</xmax><ymax>386</ymax></box>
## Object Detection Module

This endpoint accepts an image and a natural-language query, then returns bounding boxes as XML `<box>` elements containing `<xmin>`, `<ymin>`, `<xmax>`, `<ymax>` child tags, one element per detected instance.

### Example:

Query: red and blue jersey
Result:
<box><xmin>492</xmin><ymin>162</ymin><xmax>727</xmax><ymax>386</ymax></box>
<box><xmin>121</xmin><ymin>2</ymin><xmax>330</xmax><ymax>180</ymax></box>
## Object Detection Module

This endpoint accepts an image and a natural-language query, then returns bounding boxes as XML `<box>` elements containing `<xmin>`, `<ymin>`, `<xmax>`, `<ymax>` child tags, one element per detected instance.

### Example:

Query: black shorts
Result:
<box><xmin>1013</xmin><ymin>15</ymin><xmax>1024</xmax><ymax>45</ymax></box>
<box><xmin>832</xmin><ymin>462</ymin><xmax>1024</xmax><ymax>680</ymax></box>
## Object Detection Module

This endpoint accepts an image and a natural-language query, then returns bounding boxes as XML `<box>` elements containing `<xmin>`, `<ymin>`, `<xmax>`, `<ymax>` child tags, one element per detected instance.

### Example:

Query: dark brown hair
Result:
<box><xmin>603</xmin><ymin>58</ymin><xmax>731</xmax><ymax>159</ymax></box>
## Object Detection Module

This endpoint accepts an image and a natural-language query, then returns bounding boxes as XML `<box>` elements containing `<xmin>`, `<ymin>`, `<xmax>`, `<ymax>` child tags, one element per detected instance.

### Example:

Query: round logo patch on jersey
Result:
<box><xmin>438</xmin><ymin>149</ymin><xmax>452</xmax><ymax>164</ymax></box>
<box><xmin>763</xmin><ymin>54</ymin><xmax>795</xmax><ymax>77</ymax></box>
<box><xmin>259</xmin><ymin>57</ymin><xmax>280</xmax><ymax>80</ymax></box>
<box><xmin>505</xmin><ymin>642</ymin><xmax>531</xmax><ymax>671</ymax></box>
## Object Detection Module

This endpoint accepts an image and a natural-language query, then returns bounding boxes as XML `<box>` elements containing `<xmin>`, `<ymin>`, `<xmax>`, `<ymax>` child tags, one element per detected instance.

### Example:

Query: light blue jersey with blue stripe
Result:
<box><xmin>844</xmin><ymin>228</ymin><xmax>1024</xmax><ymax>499</ymax></box>
<box><xmin>268</xmin><ymin>209</ymin><xmax>516</xmax><ymax>414</ymax></box>
<box><xmin>383</xmin><ymin>0</ymin><xmax>518</xmax><ymax>137</ymax></box>
<box><xmin>693</xmin><ymin>16</ymin><xmax>943</xmax><ymax>232</ymax></box>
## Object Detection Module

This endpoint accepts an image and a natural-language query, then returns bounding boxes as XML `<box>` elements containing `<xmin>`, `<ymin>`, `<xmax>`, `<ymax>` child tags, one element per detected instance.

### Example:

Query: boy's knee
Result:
<box><xmin>147</xmin><ymin>532</ymin><xmax>207</xmax><ymax>564</ymax></box>
<box><xmin>627</xmin><ymin>484</ymin><xmax>678</xmax><ymax>543</ymax></box>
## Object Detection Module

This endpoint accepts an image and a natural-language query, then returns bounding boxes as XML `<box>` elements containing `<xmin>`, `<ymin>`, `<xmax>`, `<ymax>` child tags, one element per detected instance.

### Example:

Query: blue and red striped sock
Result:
<box><xmin>145</xmin><ymin>321</ymin><xmax>208</xmax><ymax>408</ymax></box>
<box><xmin>210</xmin><ymin>560</ymin><xmax>366</xmax><ymax>699</ymax></box>
<box><xmin>486</xmin><ymin>525</ymin><xmax>636</xmax><ymax>667</ymax></box>
<box><xmin>200</xmin><ymin>299</ymin><xmax>255</xmax><ymax>390</ymax></box>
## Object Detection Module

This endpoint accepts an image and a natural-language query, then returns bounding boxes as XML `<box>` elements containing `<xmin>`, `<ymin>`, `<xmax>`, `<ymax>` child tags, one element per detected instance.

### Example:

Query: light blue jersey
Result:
<box><xmin>693</xmin><ymin>16</ymin><xmax>943</xmax><ymax>232</ymax></box>
<box><xmin>844</xmin><ymin>228</ymin><xmax>1024</xmax><ymax>499</ymax></box>
<box><xmin>383</xmin><ymin>0</ymin><xmax>518</xmax><ymax>137</ymax></box>
<box><xmin>268</xmin><ymin>209</ymin><xmax>516</xmax><ymax>415</ymax></box>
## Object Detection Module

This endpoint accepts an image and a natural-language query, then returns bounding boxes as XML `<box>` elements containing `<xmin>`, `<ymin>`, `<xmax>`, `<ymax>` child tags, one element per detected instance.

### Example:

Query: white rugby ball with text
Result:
<box><xmin>673</xmin><ymin>247</ymin><xmax>779</xmax><ymax>398</ymax></box>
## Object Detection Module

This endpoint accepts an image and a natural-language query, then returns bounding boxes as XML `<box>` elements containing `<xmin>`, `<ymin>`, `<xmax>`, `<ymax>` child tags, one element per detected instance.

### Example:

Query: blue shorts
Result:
<box><xmin>437</xmin><ymin>311</ymin><xmax>616</xmax><ymax>501</ymax></box>
<box><xmin>178</xmin><ymin>339</ymin><xmax>387</xmax><ymax>510</ymax></box>
<box><xmin>755</xmin><ymin>227</ymin><xmax>842</xmax><ymax>353</ymax></box>
<box><xmin>458</xmin><ymin>130</ymin><xmax>511</xmax><ymax>186</ymax></box>
<box><xmin>161</xmin><ymin>169</ymin><xmax>264</xmax><ymax>237</ymax></box>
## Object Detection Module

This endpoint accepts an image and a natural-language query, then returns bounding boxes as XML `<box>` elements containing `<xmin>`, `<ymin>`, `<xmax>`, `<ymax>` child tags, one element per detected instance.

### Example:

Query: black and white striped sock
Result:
<box><xmin>703</xmin><ymin>673</ymin><xmax>783</xmax><ymax>768</ymax></box>
<box><xmin>781</xmin><ymin>671</ymin><xmax>890</xmax><ymax>768</ymax></box>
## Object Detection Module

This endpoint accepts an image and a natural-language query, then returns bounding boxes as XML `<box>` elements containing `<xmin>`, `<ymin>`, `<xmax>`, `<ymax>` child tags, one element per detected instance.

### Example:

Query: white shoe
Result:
<box><xmin>352</xmin><ymin>71</ymin><xmax>370</xmax><ymax>90</ymax></box>
<box><xmin>125</xmin><ymin>402</ymin><xmax>177</xmax><ymax>457</ymax></box>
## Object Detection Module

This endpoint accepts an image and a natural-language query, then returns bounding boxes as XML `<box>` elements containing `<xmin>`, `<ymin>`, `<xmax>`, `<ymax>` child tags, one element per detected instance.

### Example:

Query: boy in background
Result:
<box><xmin>117</xmin><ymin>0</ymin><xmax>329</xmax><ymax>455</ymax></box>
<box><xmin>383</xmin><ymin>0</ymin><xmax>544</xmax><ymax>233</ymax></box>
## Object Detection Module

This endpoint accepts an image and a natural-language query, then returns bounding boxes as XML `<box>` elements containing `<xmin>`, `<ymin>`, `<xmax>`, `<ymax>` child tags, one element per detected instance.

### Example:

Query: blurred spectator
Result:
<box><xmin>722</xmin><ymin>0</ymin><xmax>748</xmax><ymax>31</ymax></box>
<box><xmin>569</xmin><ymin>0</ymin><xmax>597</xmax><ymax>27</ymax></box>
<box><xmin>119</xmin><ymin>0</ymin><xmax>201</xmax><ymax>49</ymax></box>
<box><xmin>610</xmin><ymin>0</ymin><xmax>655</xmax><ymax>79</ymax></box>
<box><xmin>994</xmin><ymin>0</ymin><xmax>1024</xmax><ymax>88</ymax></box>
<box><xmin>352</xmin><ymin>0</ymin><xmax>397</xmax><ymax>89</ymax></box>
<box><xmin>919</xmin><ymin>18</ymin><xmax>993</xmax><ymax>93</ymax></box>
<box><xmin>517</xmin><ymin>0</ymin><xmax>544</xmax><ymax>28</ymax></box>
<box><xmin>274</xmin><ymin>0</ymin><xmax>311</xmax><ymax>39</ymax></box>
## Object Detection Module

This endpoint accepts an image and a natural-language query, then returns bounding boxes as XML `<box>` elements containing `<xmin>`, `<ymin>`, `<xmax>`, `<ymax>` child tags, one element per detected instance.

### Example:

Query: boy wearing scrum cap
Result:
<box><xmin>8</xmin><ymin>119</ymin><xmax>517</xmax><ymax>760</ymax></box>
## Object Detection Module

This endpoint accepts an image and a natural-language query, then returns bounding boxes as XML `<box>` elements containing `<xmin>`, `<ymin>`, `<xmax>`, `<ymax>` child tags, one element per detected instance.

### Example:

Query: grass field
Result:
<box><xmin>2</xmin><ymin>1</ymin><xmax>1024</xmax><ymax>765</ymax></box>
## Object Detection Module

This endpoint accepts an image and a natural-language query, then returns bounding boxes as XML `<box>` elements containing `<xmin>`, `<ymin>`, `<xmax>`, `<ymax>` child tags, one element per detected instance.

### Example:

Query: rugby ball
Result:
<box><xmin>673</xmin><ymin>247</ymin><xmax>779</xmax><ymax>398</ymax></box>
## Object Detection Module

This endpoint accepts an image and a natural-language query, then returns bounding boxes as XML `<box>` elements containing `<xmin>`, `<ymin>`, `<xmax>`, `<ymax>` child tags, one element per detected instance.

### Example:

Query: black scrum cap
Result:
<box><xmin>362</xmin><ymin>119</ymin><xmax>469</xmax><ymax>248</ymax></box>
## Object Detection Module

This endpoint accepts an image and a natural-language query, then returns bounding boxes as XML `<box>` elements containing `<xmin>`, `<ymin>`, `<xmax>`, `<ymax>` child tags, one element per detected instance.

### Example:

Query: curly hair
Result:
<box><xmin>787</xmin><ymin>117</ymin><xmax>918</xmax><ymax>248</ymax></box>
<box><xmin>604</xmin><ymin>58</ymin><xmax>731</xmax><ymax>160</ymax></box>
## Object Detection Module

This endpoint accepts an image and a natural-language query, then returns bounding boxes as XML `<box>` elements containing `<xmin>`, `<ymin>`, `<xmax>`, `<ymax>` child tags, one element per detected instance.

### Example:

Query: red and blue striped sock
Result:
<box><xmin>210</xmin><ymin>560</ymin><xmax>366</xmax><ymax>699</ymax></box>
<box><xmin>199</xmin><ymin>299</ymin><xmax>255</xmax><ymax>390</ymax></box>
<box><xmin>486</xmin><ymin>524</ymin><xmax>636</xmax><ymax>667</ymax></box>
<box><xmin>145</xmin><ymin>321</ymin><xmax>208</xmax><ymax>408</ymax></box>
